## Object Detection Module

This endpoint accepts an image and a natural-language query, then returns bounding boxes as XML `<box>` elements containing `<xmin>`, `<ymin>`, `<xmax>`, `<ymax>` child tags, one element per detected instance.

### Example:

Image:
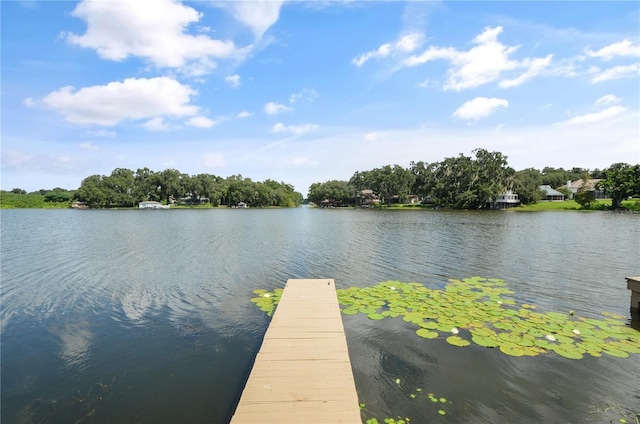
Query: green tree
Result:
<box><xmin>74</xmin><ymin>175</ymin><xmax>107</xmax><ymax>207</ymax></box>
<box><xmin>513</xmin><ymin>168</ymin><xmax>543</xmax><ymax>205</ymax></box>
<box><xmin>574</xmin><ymin>171</ymin><xmax>596</xmax><ymax>209</ymax></box>
<box><xmin>44</xmin><ymin>188</ymin><xmax>72</xmax><ymax>203</ymax></box>
<box><xmin>307</xmin><ymin>180</ymin><xmax>354</xmax><ymax>206</ymax></box>
<box><xmin>410</xmin><ymin>161</ymin><xmax>437</xmax><ymax>200</ymax></box>
<box><xmin>598</xmin><ymin>163</ymin><xmax>640</xmax><ymax>209</ymax></box>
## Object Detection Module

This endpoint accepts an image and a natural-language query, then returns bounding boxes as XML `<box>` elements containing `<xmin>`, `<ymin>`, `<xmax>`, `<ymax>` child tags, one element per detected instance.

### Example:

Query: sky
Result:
<box><xmin>1</xmin><ymin>1</ymin><xmax>639</xmax><ymax>195</ymax></box>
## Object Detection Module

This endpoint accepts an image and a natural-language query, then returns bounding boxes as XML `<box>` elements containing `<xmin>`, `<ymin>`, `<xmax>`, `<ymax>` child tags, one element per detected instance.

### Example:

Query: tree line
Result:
<box><xmin>72</xmin><ymin>168</ymin><xmax>303</xmax><ymax>208</ymax></box>
<box><xmin>307</xmin><ymin>148</ymin><xmax>640</xmax><ymax>209</ymax></box>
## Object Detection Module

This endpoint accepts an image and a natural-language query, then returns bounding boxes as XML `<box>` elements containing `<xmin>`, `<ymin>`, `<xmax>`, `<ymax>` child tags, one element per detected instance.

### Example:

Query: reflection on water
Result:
<box><xmin>1</xmin><ymin>208</ymin><xmax>639</xmax><ymax>423</ymax></box>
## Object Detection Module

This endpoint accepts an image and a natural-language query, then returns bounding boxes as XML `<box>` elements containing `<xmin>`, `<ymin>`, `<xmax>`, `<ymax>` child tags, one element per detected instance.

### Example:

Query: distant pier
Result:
<box><xmin>231</xmin><ymin>279</ymin><xmax>361</xmax><ymax>423</ymax></box>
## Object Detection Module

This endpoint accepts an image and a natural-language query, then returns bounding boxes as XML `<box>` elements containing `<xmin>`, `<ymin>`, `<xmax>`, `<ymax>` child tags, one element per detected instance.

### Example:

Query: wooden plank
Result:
<box><xmin>231</xmin><ymin>279</ymin><xmax>361</xmax><ymax>424</ymax></box>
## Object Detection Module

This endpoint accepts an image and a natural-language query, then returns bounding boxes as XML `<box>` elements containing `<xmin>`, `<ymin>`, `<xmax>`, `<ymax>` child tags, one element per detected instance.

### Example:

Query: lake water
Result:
<box><xmin>1</xmin><ymin>207</ymin><xmax>639</xmax><ymax>423</ymax></box>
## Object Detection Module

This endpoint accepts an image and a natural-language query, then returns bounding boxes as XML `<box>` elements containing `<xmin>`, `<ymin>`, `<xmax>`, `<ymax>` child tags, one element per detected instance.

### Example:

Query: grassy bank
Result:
<box><xmin>0</xmin><ymin>193</ymin><xmax>70</xmax><ymax>209</ymax></box>
<box><xmin>514</xmin><ymin>199</ymin><xmax>640</xmax><ymax>212</ymax></box>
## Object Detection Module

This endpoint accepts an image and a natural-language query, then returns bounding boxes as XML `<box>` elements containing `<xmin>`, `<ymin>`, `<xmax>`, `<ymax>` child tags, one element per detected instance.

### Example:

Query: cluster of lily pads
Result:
<box><xmin>250</xmin><ymin>288</ymin><xmax>283</xmax><ymax>316</ymax></box>
<box><xmin>360</xmin><ymin>380</ymin><xmax>451</xmax><ymax>424</ymax></box>
<box><xmin>336</xmin><ymin>277</ymin><xmax>640</xmax><ymax>359</ymax></box>
<box><xmin>251</xmin><ymin>277</ymin><xmax>640</xmax><ymax>360</ymax></box>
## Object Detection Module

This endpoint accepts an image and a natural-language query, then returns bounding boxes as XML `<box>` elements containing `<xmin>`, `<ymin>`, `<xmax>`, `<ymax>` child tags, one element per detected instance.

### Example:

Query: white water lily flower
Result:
<box><xmin>497</xmin><ymin>301</ymin><xmax>503</xmax><ymax>305</ymax></box>
<box><xmin>263</xmin><ymin>293</ymin><xmax>270</xmax><ymax>298</ymax></box>
<box><xmin>451</xmin><ymin>327</ymin><xmax>459</xmax><ymax>335</ymax></box>
<box><xmin>545</xmin><ymin>334</ymin><xmax>556</xmax><ymax>342</ymax></box>
<box><xmin>573</xmin><ymin>329</ymin><xmax>580</xmax><ymax>335</ymax></box>
<box><xmin>390</xmin><ymin>286</ymin><xmax>397</xmax><ymax>290</ymax></box>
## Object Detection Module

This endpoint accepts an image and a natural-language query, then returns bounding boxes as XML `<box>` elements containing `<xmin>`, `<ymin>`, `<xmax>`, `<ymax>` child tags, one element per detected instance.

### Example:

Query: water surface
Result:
<box><xmin>1</xmin><ymin>208</ymin><xmax>639</xmax><ymax>423</ymax></box>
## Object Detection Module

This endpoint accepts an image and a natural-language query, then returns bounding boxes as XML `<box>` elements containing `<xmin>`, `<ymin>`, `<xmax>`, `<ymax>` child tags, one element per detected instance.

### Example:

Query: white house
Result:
<box><xmin>139</xmin><ymin>201</ymin><xmax>169</xmax><ymax>209</ymax></box>
<box><xmin>496</xmin><ymin>190</ymin><xmax>520</xmax><ymax>209</ymax></box>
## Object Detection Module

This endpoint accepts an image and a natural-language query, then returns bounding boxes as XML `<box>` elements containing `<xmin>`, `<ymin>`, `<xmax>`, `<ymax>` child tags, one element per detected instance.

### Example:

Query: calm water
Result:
<box><xmin>1</xmin><ymin>207</ymin><xmax>639</xmax><ymax>423</ymax></box>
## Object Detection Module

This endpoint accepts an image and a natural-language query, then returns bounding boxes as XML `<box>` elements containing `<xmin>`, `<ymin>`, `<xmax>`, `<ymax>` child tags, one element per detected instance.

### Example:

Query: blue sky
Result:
<box><xmin>2</xmin><ymin>1</ymin><xmax>639</xmax><ymax>194</ymax></box>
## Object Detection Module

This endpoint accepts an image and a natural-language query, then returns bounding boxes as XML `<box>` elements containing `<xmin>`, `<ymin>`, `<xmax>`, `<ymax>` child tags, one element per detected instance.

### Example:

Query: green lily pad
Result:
<box><xmin>446</xmin><ymin>336</ymin><xmax>470</xmax><ymax>347</ymax></box>
<box><xmin>416</xmin><ymin>329</ymin><xmax>439</xmax><ymax>339</ymax></box>
<box><xmin>499</xmin><ymin>344</ymin><xmax>524</xmax><ymax>357</ymax></box>
<box><xmin>472</xmin><ymin>335</ymin><xmax>499</xmax><ymax>348</ymax></box>
<box><xmin>603</xmin><ymin>348</ymin><xmax>630</xmax><ymax>358</ymax></box>
<box><xmin>553</xmin><ymin>345</ymin><xmax>583</xmax><ymax>360</ymax></box>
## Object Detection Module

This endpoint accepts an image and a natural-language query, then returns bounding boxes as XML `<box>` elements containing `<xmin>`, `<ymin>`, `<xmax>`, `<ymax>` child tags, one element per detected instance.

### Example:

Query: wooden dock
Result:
<box><xmin>230</xmin><ymin>279</ymin><xmax>361</xmax><ymax>423</ymax></box>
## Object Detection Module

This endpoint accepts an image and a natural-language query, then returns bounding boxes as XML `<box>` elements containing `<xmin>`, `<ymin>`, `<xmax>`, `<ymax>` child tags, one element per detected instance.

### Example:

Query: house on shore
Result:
<box><xmin>567</xmin><ymin>179</ymin><xmax>605</xmax><ymax>199</ymax></box>
<box><xmin>495</xmin><ymin>190</ymin><xmax>521</xmax><ymax>209</ymax></box>
<box><xmin>357</xmin><ymin>189</ymin><xmax>380</xmax><ymax>206</ymax></box>
<box><xmin>71</xmin><ymin>201</ymin><xmax>88</xmax><ymax>209</ymax></box>
<box><xmin>540</xmin><ymin>185</ymin><xmax>565</xmax><ymax>201</ymax></box>
<box><xmin>139</xmin><ymin>201</ymin><xmax>170</xmax><ymax>209</ymax></box>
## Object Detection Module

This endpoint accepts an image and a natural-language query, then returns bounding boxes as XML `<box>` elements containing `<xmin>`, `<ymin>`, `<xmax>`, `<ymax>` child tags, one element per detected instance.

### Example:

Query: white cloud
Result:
<box><xmin>65</xmin><ymin>0</ymin><xmax>250</xmax><ymax>75</ymax></box>
<box><xmin>499</xmin><ymin>54</ymin><xmax>553</xmax><ymax>88</ymax></box>
<box><xmin>237</xmin><ymin>111</ymin><xmax>253</xmax><ymax>119</ymax></box>
<box><xmin>453</xmin><ymin>97</ymin><xmax>509</xmax><ymax>121</ymax></box>
<box><xmin>586</xmin><ymin>39</ymin><xmax>640</xmax><ymax>61</ymax></box>
<box><xmin>222</xmin><ymin>0</ymin><xmax>284</xmax><ymax>39</ymax></box>
<box><xmin>272</xmin><ymin>122</ymin><xmax>319</xmax><ymax>135</ymax></box>
<box><xmin>201</xmin><ymin>152</ymin><xmax>225</xmax><ymax>168</ymax></box>
<box><xmin>404</xmin><ymin>26</ymin><xmax>552</xmax><ymax>91</ymax></box>
<box><xmin>79</xmin><ymin>142</ymin><xmax>100</xmax><ymax>150</ymax></box>
<box><xmin>363</xmin><ymin>132</ymin><xmax>383</xmax><ymax>142</ymax></box>
<box><xmin>353</xmin><ymin>32</ymin><xmax>424</xmax><ymax>66</ymax></box>
<box><xmin>186</xmin><ymin>116</ymin><xmax>217</xmax><ymax>128</ymax></box>
<box><xmin>289</xmin><ymin>88</ymin><xmax>320</xmax><ymax>104</ymax></box>
<box><xmin>596</xmin><ymin>94</ymin><xmax>621</xmax><ymax>106</ymax></box>
<box><xmin>39</xmin><ymin>77</ymin><xmax>199</xmax><ymax>126</ymax></box>
<box><xmin>264</xmin><ymin>102</ymin><xmax>293</xmax><ymax>115</ymax></box>
<box><xmin>225</xmin><ymin>74</ymin><xmax>241</xmax><ymax>88</ymax></box>
<box><xmin>564</xmin><ymin>106</ymin><xmax>626</xmax><ymax>125</ymax></box>
<box><xmin>590</xmin><ymin>63</ymin><xmax>640</xmax><ymax>83</ymax></box>
<box><xmin>143</xmin><ymin>117</ymin><xmax>172</xmax><ymax>132</ymax></box>
<box><xmin>86</xmin><ymin>129</ymin><xmax>116</xmax><ymax>138</ymax></box>
<box><xmin>290</xmin><ymin>157</ymin><xmax>315</xmax><ymax>166</ymax></box>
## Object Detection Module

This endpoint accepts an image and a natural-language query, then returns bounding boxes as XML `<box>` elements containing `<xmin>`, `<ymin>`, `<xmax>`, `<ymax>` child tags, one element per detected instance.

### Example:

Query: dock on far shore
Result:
<box><xmin>230</xmin><ymin>279</ymin><xmax>361</xmax><ymax>424</ymax></box>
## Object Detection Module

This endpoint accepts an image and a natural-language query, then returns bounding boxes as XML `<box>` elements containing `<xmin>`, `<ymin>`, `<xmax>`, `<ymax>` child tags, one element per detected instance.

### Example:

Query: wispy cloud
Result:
<box><xmin>585</xmin><ymin>39</ymin><xmax>640</xmax><ymax>61</ymax></box>
<box><xmin>272</xmin><ymin>122</ymin><xmax>319</xmax><ymax>135</ymax></box>
<box><xmin>453</xmin><ymin>97</ymin><xmax>509</xmax><ymax>121</ymax></box>
<box><xmin>225</xmin><ymin>74</ymin><xmax>241</xmax><ymax>88</ymax></box>
<box><xmin>220</xmin><ymin>0</ymin><xmax>284</xmax><ymax>39</ymax></box>
<box><xmin>289</xmin><ymin>88</ymin><xmax>320</xmax><ymax>104</ymax></box>
<box><xmin>353</xmin><ymin>32</ymin><xmax>424</xmax><ymax>67</ymax></box>
<box><xmin>564</xmin><ymin>106</ymin><xmax>626</xmax><ymax>125</ymax></box>
<box><xmin>596</xmin><ymin>94</ymin><xmax>621</xmax><ymax>105</ymax></box>
<box><xmin>403</xmin><ymin>26</ymin><xmax>553</xmax><ymax>91</ymax></box>
<box><xmin>186</xmin><ymin>116</ymin><xmax>217</xmax><ymax>128</ymax></box>
<box><xmin>264</xmin><ymin>102</ymin><xmax>293</xmax><ymax>115</ymax></box>
<box><xmin>589</xmin><ymin>63</ymin><xmax>639</xmax><ymax>83</ymax></box>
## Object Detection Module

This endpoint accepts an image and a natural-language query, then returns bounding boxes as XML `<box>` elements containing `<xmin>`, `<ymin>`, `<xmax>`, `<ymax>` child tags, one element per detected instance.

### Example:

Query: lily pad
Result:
<box><xmin>416</xmin><ymin>329</ymin><xmax>439</xmax><ymax>339</ymax></box>
<box><xmin>446</xmin><ymin>336</ymin><xmax>470</xmax><ymax>347</ymax></box>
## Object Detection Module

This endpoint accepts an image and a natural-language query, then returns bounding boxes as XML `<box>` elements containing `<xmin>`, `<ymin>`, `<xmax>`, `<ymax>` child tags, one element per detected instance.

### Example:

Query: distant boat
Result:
<box><xmin>236</xmin><ymin>202</ymin><xmax>248</xmax><ymax>208</ymax></box>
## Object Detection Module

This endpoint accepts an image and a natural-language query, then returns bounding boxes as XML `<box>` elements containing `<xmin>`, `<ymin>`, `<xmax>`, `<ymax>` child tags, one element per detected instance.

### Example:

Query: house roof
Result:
<box><xmin>569</xmin><ymin>179</ymin><xmax>602</xmax><ymax>189</ymax></box>
<box><xmin>540</xmin><ymin>185</ymin><xmax>564</xmax><ymax>196</ymax></box>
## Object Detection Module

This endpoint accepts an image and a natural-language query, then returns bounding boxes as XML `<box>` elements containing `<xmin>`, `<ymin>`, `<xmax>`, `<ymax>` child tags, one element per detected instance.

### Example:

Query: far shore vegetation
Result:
<box><xmin>2</xmin><ymin>148</ymin><xmax>639</xmax><ymax>211</ymax></box>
